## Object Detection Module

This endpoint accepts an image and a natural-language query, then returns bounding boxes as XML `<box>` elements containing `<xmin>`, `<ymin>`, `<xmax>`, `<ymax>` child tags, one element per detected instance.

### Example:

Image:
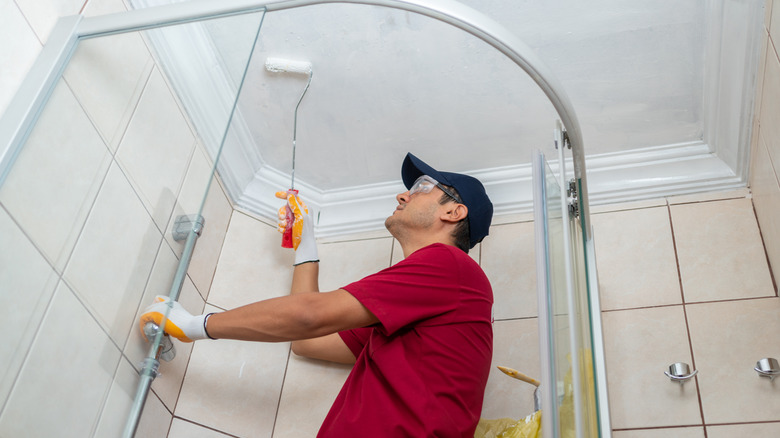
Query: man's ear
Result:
<box><xmin>441</xmin><ymin>204</ymin><xmax>468</xmax><ymax>223</ymax></box>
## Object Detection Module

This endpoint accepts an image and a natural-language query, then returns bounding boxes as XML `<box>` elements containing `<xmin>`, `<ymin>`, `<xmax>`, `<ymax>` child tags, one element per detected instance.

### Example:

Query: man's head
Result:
<box><xmin>386</xmin><ymin>153</ymin><xmax>493</xmax><ymax>253</ymax></box>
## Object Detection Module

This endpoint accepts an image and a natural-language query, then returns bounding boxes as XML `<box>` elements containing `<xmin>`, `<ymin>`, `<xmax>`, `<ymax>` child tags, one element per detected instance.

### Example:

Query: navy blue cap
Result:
<box><xmin>401</xmin><ymin>153</ymin><xmax>493</xmax><ymax>248</ymax></box>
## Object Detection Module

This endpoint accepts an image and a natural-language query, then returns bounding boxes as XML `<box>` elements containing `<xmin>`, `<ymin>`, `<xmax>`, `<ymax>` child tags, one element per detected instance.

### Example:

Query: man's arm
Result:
<box><xmin>204</xmin><ymin>287</ymin><xmax>376</xmax><ymax>347</ymax></box>
<box><xmin>288</xmin><ymin>262</ymin><xmax>360</xmax><ymax>364</ymax></box>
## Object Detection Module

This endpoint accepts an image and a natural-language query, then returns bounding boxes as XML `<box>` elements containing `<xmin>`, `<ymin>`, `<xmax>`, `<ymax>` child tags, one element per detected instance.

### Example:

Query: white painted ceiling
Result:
<box><xmin>242</xmin><ymin>0</ymin><xmax>705</xmax><ymax>189</ymax></box>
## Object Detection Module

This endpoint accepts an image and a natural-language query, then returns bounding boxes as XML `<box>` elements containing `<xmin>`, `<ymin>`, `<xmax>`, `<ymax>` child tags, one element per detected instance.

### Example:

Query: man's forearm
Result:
<box><xmin>291</xmin><ymin>261</ymin><xmax>319</xmax><ymax>295</ymax></box>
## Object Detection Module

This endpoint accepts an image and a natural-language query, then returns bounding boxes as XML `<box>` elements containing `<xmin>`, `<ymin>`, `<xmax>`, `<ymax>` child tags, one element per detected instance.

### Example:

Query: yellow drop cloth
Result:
<box><xmin>474</xmin><ymin>410</ymin><xmax>541</xmax><ymax>438</ymax></box>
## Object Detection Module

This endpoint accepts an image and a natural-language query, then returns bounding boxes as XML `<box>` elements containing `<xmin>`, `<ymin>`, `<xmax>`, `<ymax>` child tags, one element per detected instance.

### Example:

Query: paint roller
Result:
<box><xmin>267</xmin><ymin>57</ymin><xmax>313</xmax><ymax>249</ymax></box>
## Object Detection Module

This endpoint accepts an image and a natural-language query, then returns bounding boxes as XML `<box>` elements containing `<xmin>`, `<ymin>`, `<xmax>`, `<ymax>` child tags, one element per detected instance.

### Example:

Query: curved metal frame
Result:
<box><xmin>0</xmin><ymin>0</ymin><xmax>601</xmax><ymax>436</ymax></box>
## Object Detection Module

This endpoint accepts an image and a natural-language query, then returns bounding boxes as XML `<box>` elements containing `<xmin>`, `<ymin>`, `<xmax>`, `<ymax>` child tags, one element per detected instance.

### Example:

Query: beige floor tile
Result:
<box><xmin>666</xmin><ymin>188</ymin><xmax>750</xmax><ymax>205</ymax></box>
<box><xmin>317</xmin><ymin>237</ymin><xmax>393</xmax><ymax>292</ymax></box>
<box><xmin>612</xmin><ymin>426</ymin><xmax>705</xmax><ymax>438</ymax></box>
<box><xmin>686</xmin><ymin>298</ymin><xmax>780</xmax><ymax>424</ymax></box>
<box><xmin>176</xmin><ymin>306</ymin><xmax>289</xmax><ymax>438</ymax></box>
<box><xmin>590</xmin><ymin>198</ymin><xmax>667</xmax><ymax>214</ymax></box>
<box><xmin>671</xmin><ymin>198</ymin><xmax>774</xmax><ymax>302</ymax></box>
<box><xmin>480</xmin><ymin>222</ymin><xmax>537</xmax><ymax>320</ymax></box>
<box><xmin>707</xmin><ymin>422</ymin><xmax>780</xmax><ymax>437</ymax></box>
<box><xmin>592</xmin><ymin>207</ymin><xmax>681</xmax><ymax>310</ymax></box>
<box><xmin>602</xmin><ymin>306</ymin><xmax>702</xmax><ymax>429</ymax></box>
<box><xmin>208</xmin><ymin>211</ymin><xmax>295</xmax><ymax>310</ymax></box>
<box><xmin>481</xmin><ymin>318</ymin><xmax>540</xmax><ymax>420</ymax></box>
<box><xmin>169</xmin><ymin>418</ymin><xmax>234</xmax><ymax>437</ymax></box>
<box><xmin>273</xmin><ymin>355</ymin><xmax>353</xmax><ymax>438</ymax></box>
<box><xmin>751</xmin><ymin>132</ymin><xmax>780</xmax><ymax>292</ymax></box>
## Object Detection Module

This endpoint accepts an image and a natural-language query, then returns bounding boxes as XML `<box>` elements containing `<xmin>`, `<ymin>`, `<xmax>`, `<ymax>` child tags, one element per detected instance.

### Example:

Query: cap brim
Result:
<box><xmin>402</xmin><ymin>153</ymin><xmax>450</xmax><ymax>189</ymax></box>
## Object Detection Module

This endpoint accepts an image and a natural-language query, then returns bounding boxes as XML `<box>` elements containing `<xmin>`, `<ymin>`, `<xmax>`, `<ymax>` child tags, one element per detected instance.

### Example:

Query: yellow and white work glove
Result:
<box><xmin>139</xmin><ymin>296</ymin><xmax>214</xmax><ymax>343</ymax></box>
<box><xmin>275</xmin><ymin>190</ymin><xmax>319</xmax><ymax>265</ymax></box>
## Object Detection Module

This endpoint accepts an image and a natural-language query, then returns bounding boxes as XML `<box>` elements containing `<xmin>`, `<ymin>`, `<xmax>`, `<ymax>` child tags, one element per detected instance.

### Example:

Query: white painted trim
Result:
<box><xmin>703</xmin><ymin>0</ymin><xmax>765</xmax><ymax>179</ymax></box>
<box><xmin>236</xmin><ymin>140</ymin><xmax>744</xmax><ymax>238</ymax></box>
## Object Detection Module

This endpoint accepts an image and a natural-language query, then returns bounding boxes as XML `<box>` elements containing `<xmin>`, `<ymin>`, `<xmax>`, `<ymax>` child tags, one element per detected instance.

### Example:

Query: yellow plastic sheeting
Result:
<box><xmin>475</xmin><ymin>410</ymin><xmax>541</xmax><ymax>438</ymax></box>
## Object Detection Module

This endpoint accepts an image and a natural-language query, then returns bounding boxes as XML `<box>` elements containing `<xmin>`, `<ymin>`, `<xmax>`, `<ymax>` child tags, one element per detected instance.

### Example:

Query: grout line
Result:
<box><xmin>171</xmin><ymin>416</ymin><xmax>241</xmax><ymax>437</ymax></box>
<box><xmin>750</xmin><ymin>199</ymin><xmax>779</xmax><ymax>296</ymax></box>
<box><xmin>601</xmin><ymin>295</ymin><xmax>779</xmax><ymax>314</ymax></box>
<box><xmin>667</xmin><ymin>203</ymin><xmax>708</xmax><ymax>436</ymax></box>
<box><xmin>270</xmin><ymin>348</ymin><xmax>293</xmax><ymax>438</ymax></box>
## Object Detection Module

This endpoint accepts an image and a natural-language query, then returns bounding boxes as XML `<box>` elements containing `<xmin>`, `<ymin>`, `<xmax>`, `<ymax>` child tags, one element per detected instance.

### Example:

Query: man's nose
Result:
<box><xmin>396</xmin><ymin>191</ymin><xmax>410</xmax><ymax>203</ymax></box>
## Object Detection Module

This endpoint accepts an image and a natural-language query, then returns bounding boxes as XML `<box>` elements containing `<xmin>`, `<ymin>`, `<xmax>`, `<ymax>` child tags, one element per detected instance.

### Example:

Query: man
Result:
<box><xmin>141</xmin><ymin>152</ymin><xmax>494</xmax><ymax>437</ymax></box>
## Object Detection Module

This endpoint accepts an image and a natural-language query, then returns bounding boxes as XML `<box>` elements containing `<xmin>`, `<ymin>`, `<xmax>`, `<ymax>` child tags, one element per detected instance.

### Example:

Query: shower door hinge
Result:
<box><xmin>555</xmin><ymin>129</ymin><xmax>571</xmax><ymax>150</ymax></box>
<box><xmin>567</xmin><ymin>178</ymin><xmax>579</xmax><ymax>218</ymax></box>
<box><xmin>172</xmin><ymin>214</ymin><xmax>205</xmax><ymax>242</ymax></box>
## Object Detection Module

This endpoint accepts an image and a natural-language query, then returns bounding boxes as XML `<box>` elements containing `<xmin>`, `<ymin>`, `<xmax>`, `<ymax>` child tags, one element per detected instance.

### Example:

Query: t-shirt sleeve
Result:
<box><xmin>339</xmin><ymin>327</ymin><xmax>372</xmax><ymax>357</ymax></box>
<box><xmin>342</xmin><ymin>244</ymin><xmax>461</xmax><ymax>336</ymax></box>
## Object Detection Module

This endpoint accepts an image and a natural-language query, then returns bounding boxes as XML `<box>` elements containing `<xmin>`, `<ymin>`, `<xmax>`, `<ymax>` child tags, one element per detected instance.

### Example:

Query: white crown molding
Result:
<box><xmin>237</xmin><ymin>140</ymin><xmax>743</xmax><ymax>238</ymax></box>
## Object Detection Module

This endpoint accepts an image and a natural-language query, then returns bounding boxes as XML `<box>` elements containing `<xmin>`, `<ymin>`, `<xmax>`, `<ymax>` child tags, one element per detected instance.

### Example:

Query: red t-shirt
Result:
<box><xmin>317</xmin><ymin>243</ymin><xmax>494</xmax><ymax>437</ymax></box>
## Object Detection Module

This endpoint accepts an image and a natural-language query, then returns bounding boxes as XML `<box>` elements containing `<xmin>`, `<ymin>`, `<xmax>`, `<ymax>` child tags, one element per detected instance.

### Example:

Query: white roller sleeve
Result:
<box><xmin>265</xmin><ymin>57</ymin><xmax>313</xmax><ymax>75</ymax></box>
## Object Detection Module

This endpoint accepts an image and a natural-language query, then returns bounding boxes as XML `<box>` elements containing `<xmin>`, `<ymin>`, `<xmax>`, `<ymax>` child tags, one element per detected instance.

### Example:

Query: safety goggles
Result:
<box><xmin>409</xmin><ymin>175</ymin><xmax>461</xmax><ymax>203</ymax></box>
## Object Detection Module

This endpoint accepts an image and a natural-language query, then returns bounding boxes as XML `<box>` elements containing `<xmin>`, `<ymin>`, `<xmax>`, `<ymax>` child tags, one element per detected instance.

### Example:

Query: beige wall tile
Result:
<box><xmin>602</xmin><ymin>306</ymin><xmax>702</xmax><ymax>429</ymax></box>
<box><xmin>165</xmin><ymin>147</ymin><xmax>214</xmax><ymax>259</ymax></box>
<box><xmin>0</xmin><ymin>1</ymin><xmax>41</xmax><ymax>118</ymax></box>
<box><xmin>0</xmin><ymin>282</ymin><xmax>122</xmax><ymax>437</ymax></box>
<box><xmin>64</xmin><ymin>163</ymin><xmax>162</xmax><ymax>346</ymax></box>
<box><xmin>318</xmin><ymin>237</ymin><xmax>393</xmax><ymax>291</ymax></box>
<box><xmin>480</xmin><ymin>222</ymin><xmax>537</xmax><ymax>320</ymax></box>
<box><xmin>771</xmin><ymin>0</ymin><xmax>780</xmax><ymax>43</ymax></box>
<box><xmin>686</xmin><ymin>298</ymin><xmax>780</xmax><ymax>424</ymax></box>
<box><xmin>13</xmin><ymin>0</ymin><xmax>83</xmax><ymax>43</ymax></box>
<box><xmin>707</xmin><ymin>422</ymin><xmax>780</xmax><ymax>437</ymax></box>
<box><xmin>187</xmin><ymin>175</ymin><xmax>234</xmax><ymax>299</ymax></box>
<box><xmin>63</xmin><ymin>28</ymin><xmax>153</xmax><ymax>151</ymax></box>
<box><xmin>169</xmin><ymin>418</ymin><xmax>234</xmax><ymax>437</ymax></box>
<box><xmin>751</xmin><ymin>133</ymin><xmax>780</xmax><ymax>291</ymax></box>
<box><xmin>208</xmin><ymin>211</ymin><xmax>294</xmax><ymax>310</ymax></box>
<box><xmin>671</xmin><ymin>198</ymin><xmax>774</xmax><ymax>302</ymax></box>
<box><xmin>122</xmin><ymin>241</ymin><xmax>203</xmax><ymax>413</ymax></box>
<box><xmin>592</xmin><ymin>207</ymin><xmax>681</xmax><ymax>310</ymax></box>
<box><xmin>0</xmin><ymin>80</ymin><xmax>111</xmax><ymax>271</ymax></box>
<box><xmin>176</xmin><ymin>306</ymin><xmax>289</xmax><ymax>438</ymax></box>
<box><xmin>761</xmin><ymin>34</ymin><xmax>780</xmax><ymax>170</ymax></box>
<box><xmin>94</xmin><ymin>358</ymin><xmax>171</xmax><ymax>438</ymax></box>
<box><xmin>0</xmin><ymin>207</ymin><xmax>60</xmax><ymax>403</ymax></box>
<box><xmin>273</xmin><ymin>355</ymin><xmax>353</xmax><ymax>438</ymax></box>
<box><xmin>612</xmin><ymin>426</ymin><xmax>705</xmax><ymax>438</ymax></box>
<box><xmin>116</xmin><ymin>67</ymin><xmax>196</xmax><ymax>230</ymax></box>
<box><xmin>481</xmin><ymin>318</ymin><xmax>540</xmax><ymax>420</ymax></box>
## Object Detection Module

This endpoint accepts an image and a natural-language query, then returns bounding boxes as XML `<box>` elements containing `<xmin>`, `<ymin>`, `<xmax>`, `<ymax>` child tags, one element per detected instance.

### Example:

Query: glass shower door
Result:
<box><xmin>533</xmin><ymin>125</ymin><xmax>606</xmax><ymax>437</ymax></box>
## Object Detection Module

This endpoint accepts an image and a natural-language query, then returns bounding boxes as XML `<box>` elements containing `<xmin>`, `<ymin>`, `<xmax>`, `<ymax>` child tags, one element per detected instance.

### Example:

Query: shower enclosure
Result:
<box><xmin>0</xmin><ymin>0</ymin><xmax>609</xmax><ymax>436</ymax></box>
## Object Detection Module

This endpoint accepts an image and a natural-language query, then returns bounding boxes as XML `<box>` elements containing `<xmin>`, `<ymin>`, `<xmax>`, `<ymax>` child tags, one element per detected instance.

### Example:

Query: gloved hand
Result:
<box><xmin>139</xmin><ymin>296</ymin><xmax>212</xmax><ymax>343</ymax></box>
<box><xmin>275</xmin><ymin>190</ymin><xmax>319</xmax><ymax>265</ymax></box>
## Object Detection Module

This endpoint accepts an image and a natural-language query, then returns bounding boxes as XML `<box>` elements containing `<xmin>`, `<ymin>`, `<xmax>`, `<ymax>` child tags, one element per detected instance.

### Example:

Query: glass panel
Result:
<box><xmin>534</xmin><ymin>148</ymin><xmax>601</xmax><ymax>437</ymax></box>
<box><xmin>0</xmin><ymin>10</ymin><xmax>264</xmax><ymax>436</ymax></box>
